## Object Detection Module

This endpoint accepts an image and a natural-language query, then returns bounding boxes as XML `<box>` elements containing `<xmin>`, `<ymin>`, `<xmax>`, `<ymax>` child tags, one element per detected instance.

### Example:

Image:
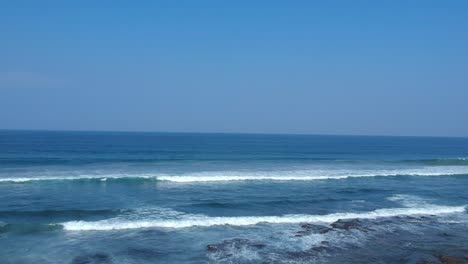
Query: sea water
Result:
<box><xmin>1</xmin><ymin>130</ymin><xmax>467</xmax><ymax>263</ymax></box>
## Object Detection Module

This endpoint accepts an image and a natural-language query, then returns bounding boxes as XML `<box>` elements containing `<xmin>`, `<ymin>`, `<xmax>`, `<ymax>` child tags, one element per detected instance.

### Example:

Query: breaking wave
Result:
<box><xmin>1</xmin><ymin>166</ymin><xmax>468</xmax><ymax>183</ymax></box>
<box><xmin>60</xmin><ymin>205</ymin><xmax>467</xmax><ymax>231</ymax></box>
<box><xmin>0</xmin><ymin>175</ymin><xmax>156</xmax><ymax>183</ymax></box>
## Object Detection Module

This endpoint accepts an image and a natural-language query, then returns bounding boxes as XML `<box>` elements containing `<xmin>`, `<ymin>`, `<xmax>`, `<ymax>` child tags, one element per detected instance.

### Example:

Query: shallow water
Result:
<box><xmin>1</xmin><ymin>131</ymin><xmax>468</xmax><ymax>263</ymax></box>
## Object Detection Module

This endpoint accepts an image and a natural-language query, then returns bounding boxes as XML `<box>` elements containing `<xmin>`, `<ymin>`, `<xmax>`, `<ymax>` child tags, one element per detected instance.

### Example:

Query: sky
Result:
<box><xmin>0</xmin><ymin>1</ymin><xmax>467</xmax><ymax>137</ymax></box>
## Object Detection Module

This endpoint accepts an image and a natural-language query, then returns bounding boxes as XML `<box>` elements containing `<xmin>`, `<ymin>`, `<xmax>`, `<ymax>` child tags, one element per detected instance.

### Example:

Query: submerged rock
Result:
<box><xmin>330</xmin><ymin>218</ymin><xmax>373</xmax><ymax>231</ymax></box>
<box><xmin>295</xmin><ymin>223</ymin><xmax>331</xmax><ymax>237</ymax></box>
<box><xmin>207</xmin><ymin>245</ymin><xmax>218</xmax><ymax>252</ymax></box>
<box><xmin>437</xmin><ymin>255</ymin><xmax>468</xmax><ymax>264</ymax></box>
<box><xmin>206</xmin><ymin>238</ymin><xmax>266</xmax><ymax>253</ymax></box>
<box><xmin>206</xmin><ymin>238</ymin><xmax>266</xmax><ymax>263</ymax></box>
<box><xmin>71</xmin><ymin>253</ymin><xmax>112</xmax><ymax>264</ymax></box>
<box><xmin>420</xmin><ymin>255</ymin><xmax>468</xmax><ymax>264</ymax></box>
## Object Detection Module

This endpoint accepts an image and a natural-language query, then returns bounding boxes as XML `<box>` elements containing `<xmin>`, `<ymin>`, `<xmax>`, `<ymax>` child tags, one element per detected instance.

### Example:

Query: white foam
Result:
<box><xmin>156</xmin><ymin>175</ymin><xmax>350</xmax><ymax>182</ymax></box>
<box><xmin>0</xmin><ymin>175</ymin><xmax>155</xmax><ymax>183</ymax></box>
<box><xmin>157</xmin><ymin>167</ymin><xmax>468</xmax><ymax>182</ymax></box>
<box><xmin>2</xmin><ymin>166</ymin><xmax>468</xmax><ymax>183</ymax></box>
<box><xmin>61</xmin><ymin>205</ymin><xmax>466</xmax><ymax>231</ymax></box>
<box><xmin>387</xmin><ymin>194</ymin><xmax>433</xmax><ymax>208</ymax></box>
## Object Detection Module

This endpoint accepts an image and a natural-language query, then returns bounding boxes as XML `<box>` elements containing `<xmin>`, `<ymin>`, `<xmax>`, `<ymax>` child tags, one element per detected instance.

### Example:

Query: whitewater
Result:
<box><xmin>2</xmin><ymin>131</ymin><xmax>468</xmax><ymax>263</ymax></box>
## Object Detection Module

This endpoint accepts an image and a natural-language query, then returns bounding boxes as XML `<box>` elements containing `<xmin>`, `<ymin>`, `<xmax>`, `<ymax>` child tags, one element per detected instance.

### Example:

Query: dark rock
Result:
<box><xmin>310</xmin><ymin>245</ymin><xmax>328</xmax><ymax>253</ymax></box>
<box><xmin>301</xmin><ymin>223</ymin><xmax>332</xmax><ymax>234</ymax></box>
<box><xmin>206</xmin><ymin>238</ymin><xmax>266</xmax><ymax>253</ymax></box>
<box><xmin>396</xmin><ymin>215</ymin><xmax>420</xmax><ymax>221</ymax></box>
<box><xmin>207</xmin><ymin>245</ymin><xmax>218</xmax><ymax>252</ymax></box>
<box><xmin>71</xmin><ymin>253</ymin><xmax>112</xmax><ymax>264</ymax></box>
<box><xmin>295</xmin><ymin>223</ymin><xmax>331</xmax><ymax>237</ymax></box>
<box><xmin>330</xmin><ymin>218</ymin><xmax>372</xmax><ymax>231</ymax></box>
<box><xmin>437</xmin><ymin>255</ymin><xmax>468</xmax><ymax>264</ymax></box>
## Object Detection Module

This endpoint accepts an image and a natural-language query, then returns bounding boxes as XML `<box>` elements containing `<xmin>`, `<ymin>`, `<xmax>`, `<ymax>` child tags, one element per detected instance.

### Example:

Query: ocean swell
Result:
<box><xmin>1</xmin><ymin>166</ymin><xmax>468</xmax><ymax>183</ymax></box>
<box><xmin>60</xmin><ymin>205</ymin><xmax>466</xmax><ymax>231</ymax></box>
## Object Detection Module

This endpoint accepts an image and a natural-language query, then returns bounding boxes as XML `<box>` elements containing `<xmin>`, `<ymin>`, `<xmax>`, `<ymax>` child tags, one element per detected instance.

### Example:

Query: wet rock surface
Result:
<box><xmin>330</xmin><ymin>218</ymin><xmax>374</xmax><ymax>231</ymax></box>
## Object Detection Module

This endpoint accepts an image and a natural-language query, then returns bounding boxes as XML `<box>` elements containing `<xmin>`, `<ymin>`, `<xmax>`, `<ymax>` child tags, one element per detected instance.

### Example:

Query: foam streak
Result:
<box><xmin>61</xmin><ymin>205</ymin><xmax>466</xmax><ymax>231</ymax></box>
<box><xmin>2</xmin><ymin>166</ymin><xmax>468</xmax><ymax>183</ymax></box>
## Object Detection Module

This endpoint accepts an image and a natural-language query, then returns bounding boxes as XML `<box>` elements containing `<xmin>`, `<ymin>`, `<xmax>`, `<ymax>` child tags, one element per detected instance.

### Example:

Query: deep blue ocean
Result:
<box><xmin>1</xmin><ymin>130</ymin><xmax>468</xmax><ymax>263</ymax></box>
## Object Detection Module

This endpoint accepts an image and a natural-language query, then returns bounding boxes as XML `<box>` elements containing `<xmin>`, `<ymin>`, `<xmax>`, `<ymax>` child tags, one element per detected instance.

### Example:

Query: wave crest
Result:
<box><xmin>2</xmin><ymin>166</ymin><xmax>468</xmax><ymax>183</ymax></box>
<box><xmin>60</xmin><ymin>205</ymin><xmax>466</xmax><ymax>231</ymax></box>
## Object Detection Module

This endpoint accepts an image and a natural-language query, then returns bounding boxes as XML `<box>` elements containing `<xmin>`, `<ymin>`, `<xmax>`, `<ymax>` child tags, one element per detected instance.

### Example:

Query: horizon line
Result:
<box><xmin>0</xmin><ymin>128</ymin><xmax>467</xmax><ymax>139</ymax></box>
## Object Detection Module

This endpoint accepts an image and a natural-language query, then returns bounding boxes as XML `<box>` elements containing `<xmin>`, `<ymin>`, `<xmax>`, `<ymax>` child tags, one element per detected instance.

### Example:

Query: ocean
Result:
<box><xmin>1</xmin><ymin>130</ymin><xmax>467</xmax><ymax>263</ymax></box>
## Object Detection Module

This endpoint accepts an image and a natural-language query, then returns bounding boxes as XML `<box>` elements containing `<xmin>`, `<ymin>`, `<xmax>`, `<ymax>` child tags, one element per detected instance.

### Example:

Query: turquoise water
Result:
<box><xmin>1</xmin><ymin>130</ymin><xmax>468</xmax><ymax>263</ymax></box>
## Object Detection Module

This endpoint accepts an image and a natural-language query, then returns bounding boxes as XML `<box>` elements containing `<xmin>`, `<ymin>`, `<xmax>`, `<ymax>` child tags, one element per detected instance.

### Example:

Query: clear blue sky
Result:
<box><xmin>1</xmin><ymin>1</ymin><xmax>467</xmax><ymax>136</ymax></box>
